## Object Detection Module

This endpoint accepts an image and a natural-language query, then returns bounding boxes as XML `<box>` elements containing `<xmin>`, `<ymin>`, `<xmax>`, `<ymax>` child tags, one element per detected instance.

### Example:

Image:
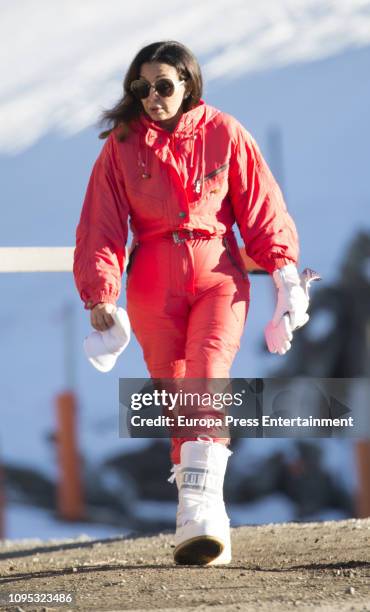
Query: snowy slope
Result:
<box><xmin>1</xmin><ymin>0</ymin><xmax>370</xmax><ymax>153</ymax></box>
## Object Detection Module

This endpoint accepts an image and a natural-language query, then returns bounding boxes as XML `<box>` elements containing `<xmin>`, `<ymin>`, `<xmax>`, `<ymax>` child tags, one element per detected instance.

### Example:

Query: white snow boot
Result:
<box><xmin>169</xmin><ymin>439</ymin><xmax>232</xmax><ymax>566</ymax></box>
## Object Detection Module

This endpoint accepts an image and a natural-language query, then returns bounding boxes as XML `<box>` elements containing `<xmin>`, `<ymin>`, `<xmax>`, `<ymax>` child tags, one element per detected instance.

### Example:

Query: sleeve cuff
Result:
<box><xmin>269</xmin><ymin>257</ymin><xmax>297</xmax><ymax>274</ymax></box>
<box><xmin>83</xmin><ymin>292</ymin><xmax>118</xmax><ymax>310</ymax></box>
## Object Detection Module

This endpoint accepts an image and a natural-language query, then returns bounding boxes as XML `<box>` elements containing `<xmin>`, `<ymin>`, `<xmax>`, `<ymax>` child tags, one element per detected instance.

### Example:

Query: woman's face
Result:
<box><xmin>139</xmin><ymin>62</ymin><xmax>188</xmax><ymax>128</ymax></box>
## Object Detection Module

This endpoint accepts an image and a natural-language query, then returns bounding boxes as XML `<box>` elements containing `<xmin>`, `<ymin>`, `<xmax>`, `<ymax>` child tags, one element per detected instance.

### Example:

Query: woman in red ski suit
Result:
<box><xmin>74</xmin><ymin>41</ymin><xmax>307</xmax><ymax>565</ymax></box>
<box><xmin>73</xmin><ymin>41</ymin><xmax>300</xmax><ymax>461</ymax></box>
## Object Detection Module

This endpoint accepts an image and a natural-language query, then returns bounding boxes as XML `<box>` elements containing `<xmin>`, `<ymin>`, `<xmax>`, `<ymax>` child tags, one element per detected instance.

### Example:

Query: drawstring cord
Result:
<box><xmin>138</xmin><ymin>117</ymin><xmax>204</xmax><ymax>193</ymax></box>
<box><xmin>138</xmin><ymin>133</ymin><xmax>151</xmax><ymax>179</ymax></box>
<box><xmin>200</xmin><ymin>124</ymin><xmax>205</xmax><ymax>199</ymax></box>
<box><xmin>193</xmin><ymin>124</ymin><xmax>205</xmax><ymax>197</ymax></box>
<box><xmin>190</xmin><ymin>123</ymin><xmax>195</xmax><ymax>168</ymax></box>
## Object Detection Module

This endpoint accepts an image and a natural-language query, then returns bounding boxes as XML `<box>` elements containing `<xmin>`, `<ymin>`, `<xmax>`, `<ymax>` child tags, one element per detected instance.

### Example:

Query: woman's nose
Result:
<box><xmin>149</xmin><ymin>85</ymin><xmax>160</xmax><ymax>101</ymax></box>
<box><xmin>148</xmin><ymin>87</ymin><xmax>161</xmax><ymax>102</ymax></box>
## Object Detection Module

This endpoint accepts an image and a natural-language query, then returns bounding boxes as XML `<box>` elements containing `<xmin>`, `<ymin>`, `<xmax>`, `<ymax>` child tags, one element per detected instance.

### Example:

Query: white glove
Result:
<box><xmin>264</xmin><ymin>264</ymin><xmax>309</xmax><ymax>355</ymax></box>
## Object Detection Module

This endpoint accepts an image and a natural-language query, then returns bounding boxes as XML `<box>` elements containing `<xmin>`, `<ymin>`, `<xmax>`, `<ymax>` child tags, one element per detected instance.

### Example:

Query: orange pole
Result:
<box><xmin>56</xmin><ymin>391</ymin><xmax>85</xmax><ymax>521</ymax></box>
<box><xmin>355</xmin><ymin>440</ymin><xmax>370</xmax><ymax>518</ymax></box>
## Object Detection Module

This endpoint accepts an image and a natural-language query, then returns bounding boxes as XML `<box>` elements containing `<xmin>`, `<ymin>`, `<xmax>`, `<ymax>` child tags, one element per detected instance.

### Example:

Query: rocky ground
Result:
<box><xmin>0</xmin><ymin>518</ymin><xmax>369</xmax><ymax>612</ymax></box>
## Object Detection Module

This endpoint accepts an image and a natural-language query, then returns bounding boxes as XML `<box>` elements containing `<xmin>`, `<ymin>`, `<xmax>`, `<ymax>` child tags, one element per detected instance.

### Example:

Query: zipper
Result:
<box><xmin>204</xmin><ymin>163</ymin><xmax>229</xmax><ymax>181</ymax></box>
<box><xmin>194</xmin><ymin>162</ymin><xmax>229</xmax><ymax>193</ymax></box>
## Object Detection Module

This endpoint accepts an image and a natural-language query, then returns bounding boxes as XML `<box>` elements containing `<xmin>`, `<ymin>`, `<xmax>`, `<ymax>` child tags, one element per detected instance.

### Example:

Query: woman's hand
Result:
<box><xmin>90</xmin><ymin>303</ymin><xmax>117</xmax><ymax>332</ymax></box>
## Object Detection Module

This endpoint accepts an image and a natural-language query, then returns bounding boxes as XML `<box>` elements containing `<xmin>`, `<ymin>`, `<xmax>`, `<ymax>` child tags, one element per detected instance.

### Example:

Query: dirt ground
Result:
<box><xmin>0</xmin><ymin>518</ymin><xmax>369</xmax><ymax>612</ymax></box>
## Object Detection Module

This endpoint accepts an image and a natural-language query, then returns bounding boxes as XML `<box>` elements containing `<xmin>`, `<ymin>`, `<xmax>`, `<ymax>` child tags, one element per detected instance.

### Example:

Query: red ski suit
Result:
<box><xmin>73</xmin><ymin>100</ymin><xmax>299</xmax><ymax>463</ymax></box>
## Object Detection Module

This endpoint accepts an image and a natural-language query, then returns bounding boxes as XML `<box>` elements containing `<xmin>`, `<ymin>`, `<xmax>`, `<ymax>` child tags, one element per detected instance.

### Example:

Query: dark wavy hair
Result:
<box><xmin>98</xmin><ymin>41</ymin><xmax>203</xmax><ymax>140</ymax></box>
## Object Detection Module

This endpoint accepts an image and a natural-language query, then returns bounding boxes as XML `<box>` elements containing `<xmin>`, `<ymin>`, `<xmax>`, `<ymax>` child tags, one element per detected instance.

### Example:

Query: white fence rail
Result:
<box><xmin>0</xmin><ymin>247</ymin><xmax>75</xmax><ymax>272</ymax></box>
<box><xmin>0</xmin><ymin>246</ymin><xmax>134</xmax><ymax>273</ymax></box>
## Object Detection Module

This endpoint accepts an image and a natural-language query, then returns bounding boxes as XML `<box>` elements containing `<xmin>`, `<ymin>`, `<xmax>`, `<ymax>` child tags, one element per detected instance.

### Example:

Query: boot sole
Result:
<box><xmin>174</xmin><ymin>536</ymin><xmax>224</xmax><ymax>565</ymax></box>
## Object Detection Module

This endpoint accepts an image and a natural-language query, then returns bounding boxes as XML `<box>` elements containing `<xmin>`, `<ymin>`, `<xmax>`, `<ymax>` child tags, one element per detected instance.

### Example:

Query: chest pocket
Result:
<box><xmin>124</xmin><ymin>154</ymin><xmax>167</xmax><ymax>221</ymax></box>
<box><xmin>193</xmin><ymin>162</ymin><xmax>230</xmax><ymax>209</ymax></box>
<box><xmin>196</xmin><ymin>162</ymin><xmax>229</xmax><ymax>197</ymax></box>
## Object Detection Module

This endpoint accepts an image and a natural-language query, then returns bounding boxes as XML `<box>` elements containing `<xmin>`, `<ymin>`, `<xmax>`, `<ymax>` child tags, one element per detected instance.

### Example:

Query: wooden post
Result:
<box><xmin>355</xmin><ymin>440</ymin><xmax>370</xmax><ymax>518</ymax></box>
<box><xmin>56</xmin><ymin>391</ymin><xmax>85</xmax><ymax>521</ymax></box>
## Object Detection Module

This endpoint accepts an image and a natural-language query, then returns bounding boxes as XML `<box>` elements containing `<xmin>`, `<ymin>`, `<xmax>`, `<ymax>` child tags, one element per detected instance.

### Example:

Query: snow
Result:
<box><xmin>4</xmin><ymin>503</ymin><xmax>126</xmax><ymax>540</ymax></box>
<box><xmin>4</xmin><ymin>496</ymin><xmax>350</xmax><ymax>540</ymax></box>
<box><xmin>130</xmin><ymin>497</ymin><xmax>297</xmax><ymax>526</ymax></box>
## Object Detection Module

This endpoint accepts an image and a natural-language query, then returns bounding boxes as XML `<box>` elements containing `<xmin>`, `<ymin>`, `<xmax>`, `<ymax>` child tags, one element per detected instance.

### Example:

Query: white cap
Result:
<box><xmin>83</xmin><ymin>307</ymin><xmax>131</xmax><ymax>373</ymax></box>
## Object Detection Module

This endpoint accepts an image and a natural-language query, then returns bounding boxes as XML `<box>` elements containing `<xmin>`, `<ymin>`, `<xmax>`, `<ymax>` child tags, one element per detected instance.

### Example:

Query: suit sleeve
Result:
<box><xmin>73</xmin><ymin>134</ymin><xmax>129</xmax><ymax>309</ymax></box>
<box><xmin>228</xmin><ymin>124</ymin><xmax>299</xmax><ymax>274</ymax></box>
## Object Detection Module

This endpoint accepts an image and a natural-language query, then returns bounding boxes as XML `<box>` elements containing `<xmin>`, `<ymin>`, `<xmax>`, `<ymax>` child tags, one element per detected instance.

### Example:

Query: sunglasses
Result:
<box><xmin>130</xmin><ymin>77</ymin><xmax>185</xmax><ymax>100</ymax></box>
